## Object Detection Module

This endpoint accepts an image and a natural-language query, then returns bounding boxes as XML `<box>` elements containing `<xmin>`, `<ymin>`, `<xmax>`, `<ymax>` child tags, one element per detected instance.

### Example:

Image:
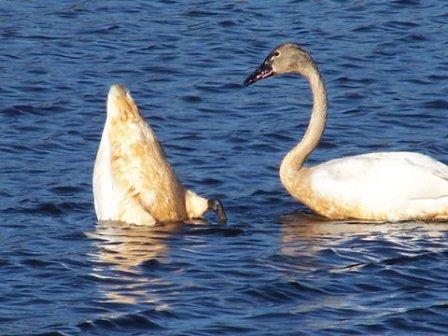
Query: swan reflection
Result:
<box><xmin>281</xmin><ymin>211</ymin><xmax>448</xmax><ymax>239</ymax></box>
<box><xmin>280</xmin><ymin>211</ymin><xmax>448</xmax><ymax>258</ymax></box>
<box><xmin>89</xmin><ymin>220</ymin><xmax>183</xmax><ymax>304</ymax></box>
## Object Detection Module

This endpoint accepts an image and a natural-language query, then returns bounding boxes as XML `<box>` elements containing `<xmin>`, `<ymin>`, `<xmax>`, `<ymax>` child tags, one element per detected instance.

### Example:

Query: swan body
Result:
<box><xmin>296</xmin><ymin>152</ymin><xmax>448</xmax><ymax>221</ymax></box>
<box><xmin>244</xmin><ymin>43</ymin><xmax>448</xmax><ymax>221</ymax></box>
<box><xmin>93</xmin><ymin>85</ymin><xmax>226</xmax><ymax>225</ymax></box>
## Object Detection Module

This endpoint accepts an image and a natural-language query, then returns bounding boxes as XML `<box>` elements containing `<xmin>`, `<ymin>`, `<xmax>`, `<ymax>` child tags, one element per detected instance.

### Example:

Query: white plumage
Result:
<box><xmin>93</xmin><ymin>85</ymin><xmax>225</xmax><ymax>225</ymax></box>
<box><xmin>309</xmin><ymin>152</ymin><xmax>448</xmax><ymax>221</ymax></box>
<box><xmin>245</xmin><ymin>43</ymin><xmax>448</xmax><ymax>221</ymax></box>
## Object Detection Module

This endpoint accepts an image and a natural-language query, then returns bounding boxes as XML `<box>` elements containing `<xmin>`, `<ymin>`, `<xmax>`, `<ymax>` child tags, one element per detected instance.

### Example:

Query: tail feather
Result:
<box><xmin>106</xmin><ymin>84</ymin><xmax>137</xmax><ymax>118</ymax></box>
<box><xmin>108</xmin><ymin>84</ymin><xmax>127</xmax><ymax>99</ymax></box>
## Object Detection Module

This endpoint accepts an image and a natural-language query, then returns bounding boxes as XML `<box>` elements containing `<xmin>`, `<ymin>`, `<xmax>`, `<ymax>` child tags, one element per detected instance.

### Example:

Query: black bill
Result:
<box><xmin>208</xmin><ymin>199</ymin><xmax>227</xmax><ymax>225</ymax></box>
<box><xmin>243</xmin><ymin>62</ymin><xmax>274</xmax><ymax>86</ymax></box>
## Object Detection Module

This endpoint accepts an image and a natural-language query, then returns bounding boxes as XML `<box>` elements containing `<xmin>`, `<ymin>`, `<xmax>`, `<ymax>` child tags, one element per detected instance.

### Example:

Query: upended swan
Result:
<box><xmin>93</xmin><ymin>85</ymin><xmax>226</xmax><ymax>225</ymax></box>
<box><xmin>244</xmin><ymin>43</ymin><xmax>448</xmax><ymax>221</ymax></box>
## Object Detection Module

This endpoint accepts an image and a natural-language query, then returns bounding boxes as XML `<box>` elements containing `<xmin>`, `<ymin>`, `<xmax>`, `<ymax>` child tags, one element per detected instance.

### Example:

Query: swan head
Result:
<box><xmin>244</xmin><ymin>43</ymin><xmax>313</xmax><ymax>86</ymax></box>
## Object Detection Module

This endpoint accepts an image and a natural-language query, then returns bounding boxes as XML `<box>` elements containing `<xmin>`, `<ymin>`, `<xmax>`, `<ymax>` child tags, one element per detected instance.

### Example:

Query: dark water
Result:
<box><xmin>1</xmin><ymin>1</ymin><xmax>448</xmax><ymax>335</ymax></box>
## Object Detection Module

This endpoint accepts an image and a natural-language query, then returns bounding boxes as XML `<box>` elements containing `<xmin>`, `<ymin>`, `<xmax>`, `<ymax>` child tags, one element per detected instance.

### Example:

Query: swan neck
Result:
<box><xmin>280</xmin><ymin>62</ymin><xmax>328</xmax><ymax>189</ymax></box>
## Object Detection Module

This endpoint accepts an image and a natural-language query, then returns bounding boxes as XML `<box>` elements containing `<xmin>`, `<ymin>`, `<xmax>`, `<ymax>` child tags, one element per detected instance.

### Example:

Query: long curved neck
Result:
<box><xmin>279</xmin><ymin>61</ymin><xmax>328</xmax><ymax>192</ymax></box>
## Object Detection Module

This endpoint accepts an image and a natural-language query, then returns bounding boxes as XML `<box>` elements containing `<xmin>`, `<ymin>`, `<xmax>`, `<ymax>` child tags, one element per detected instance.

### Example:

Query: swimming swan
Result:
<box><xmin>93</xmin><ymin>85</ymin><xmax>226</xmax><ymax>225</ymax></box>
<box><xmin>244</xmin><ymin>43</ymin><xmax>448</xmax><ymax>221</ymax></box>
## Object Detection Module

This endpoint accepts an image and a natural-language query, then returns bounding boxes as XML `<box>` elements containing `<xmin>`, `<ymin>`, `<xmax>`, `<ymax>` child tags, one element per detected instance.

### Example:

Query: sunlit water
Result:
<box><xmin>1</xmin><ymin>1</ymin><xmax>448</xmax><ymax>335</ymax></box>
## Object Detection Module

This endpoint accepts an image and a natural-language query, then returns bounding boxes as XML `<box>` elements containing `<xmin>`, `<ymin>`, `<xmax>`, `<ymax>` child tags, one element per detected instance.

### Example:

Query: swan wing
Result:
<box><xmin>310</xmin><ymin>152</ymin><xmax>448</xmax><ymax>203</ymax></box>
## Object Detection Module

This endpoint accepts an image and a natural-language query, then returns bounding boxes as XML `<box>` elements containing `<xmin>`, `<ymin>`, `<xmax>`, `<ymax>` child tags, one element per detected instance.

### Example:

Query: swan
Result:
<box><xmin>244</xmin><ymin>43</ymin><xmax>448</xmax><ymax>221</ymax></box>
<box><xmin>93</xmin><ymin>85</ymin><xmax>227</xmax><ymax>225</ymax></box>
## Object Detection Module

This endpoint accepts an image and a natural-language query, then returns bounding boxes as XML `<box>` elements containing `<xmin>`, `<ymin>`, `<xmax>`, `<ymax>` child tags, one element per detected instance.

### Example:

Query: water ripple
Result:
<box><xmin>1</xmin><ymin>1</ymin><xmax>448</xmax><ymax>335</ymax></box>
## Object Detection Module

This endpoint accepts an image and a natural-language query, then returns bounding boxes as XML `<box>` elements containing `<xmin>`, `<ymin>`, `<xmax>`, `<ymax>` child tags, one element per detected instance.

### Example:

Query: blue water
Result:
<box><xmin>1</xmin><ymin>1</ymin><xmax>448</xmax><ymax>335</ymax></box>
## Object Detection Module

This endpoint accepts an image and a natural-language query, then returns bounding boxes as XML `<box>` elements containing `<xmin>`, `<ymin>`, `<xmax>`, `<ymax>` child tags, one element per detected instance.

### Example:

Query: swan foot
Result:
<box><xmin>208</xmin><ymin>199</ymin><xmax>227</xmax><ymax>225</ymax></box>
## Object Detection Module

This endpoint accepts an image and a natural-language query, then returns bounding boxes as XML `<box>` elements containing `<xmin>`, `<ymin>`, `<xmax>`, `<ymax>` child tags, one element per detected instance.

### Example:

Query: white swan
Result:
<box><xmin>244</xmin><ymin>43</ymin><xmax>448</xmax><ymax>221</ymax></box>
<box><xmin>93</xmin><ymin>85</ymin><xmax>226</xmax><ymax>225</ymax></box>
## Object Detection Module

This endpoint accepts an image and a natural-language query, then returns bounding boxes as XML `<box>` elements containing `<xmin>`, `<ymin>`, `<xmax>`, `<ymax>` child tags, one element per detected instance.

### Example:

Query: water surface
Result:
<box><xmin>1</xmin><ymin>1</ymin><xmax>448</xmax><ymax>335</ymax></box>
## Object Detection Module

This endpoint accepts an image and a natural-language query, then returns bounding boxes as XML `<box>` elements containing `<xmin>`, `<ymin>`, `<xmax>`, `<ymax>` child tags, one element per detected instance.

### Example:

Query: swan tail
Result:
<box><xmin>107</xmin><ymin>84</ymin><xmax>139</xmax><ymax>118</ymax></box>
